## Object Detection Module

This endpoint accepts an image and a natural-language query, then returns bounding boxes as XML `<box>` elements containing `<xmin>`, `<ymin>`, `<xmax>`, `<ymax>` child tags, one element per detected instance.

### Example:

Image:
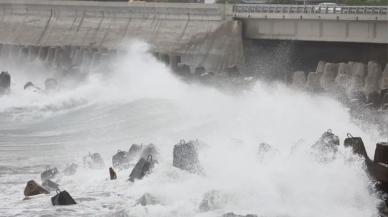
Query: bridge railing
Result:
<box><xmin>232</xmin><ymin>4</ymin><xmax>388</xmax><ymax>16</ymax></box>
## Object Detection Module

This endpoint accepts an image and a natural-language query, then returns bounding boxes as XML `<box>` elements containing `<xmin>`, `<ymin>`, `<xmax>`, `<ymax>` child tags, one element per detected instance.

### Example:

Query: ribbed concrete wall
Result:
<box><xmin>0</xmin><ymin>0</ymin><xmax>243</xmax><ymax>72</ymax></box>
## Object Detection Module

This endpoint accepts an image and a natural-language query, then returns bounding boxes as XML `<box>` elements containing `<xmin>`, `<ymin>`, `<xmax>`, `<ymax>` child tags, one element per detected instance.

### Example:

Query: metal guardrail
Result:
<box><xmin>232</xmin><ymin>4</ymin><xmax>388</xmax><ymax>15</ymax></box>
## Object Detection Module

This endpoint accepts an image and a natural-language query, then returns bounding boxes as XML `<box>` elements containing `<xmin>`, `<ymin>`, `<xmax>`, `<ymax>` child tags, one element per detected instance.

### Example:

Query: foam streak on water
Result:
<box><xmin>0</xmin><ymin>41</ymin><xmax>383</xmax><ymax>217</ymax></box>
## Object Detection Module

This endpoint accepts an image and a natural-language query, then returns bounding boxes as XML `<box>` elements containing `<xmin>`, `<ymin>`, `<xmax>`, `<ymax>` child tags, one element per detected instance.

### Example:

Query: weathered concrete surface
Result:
<box><xmin>0</xmin><ymin>0</ymin><xmax>243</xmax><ymax>72</ymax></box>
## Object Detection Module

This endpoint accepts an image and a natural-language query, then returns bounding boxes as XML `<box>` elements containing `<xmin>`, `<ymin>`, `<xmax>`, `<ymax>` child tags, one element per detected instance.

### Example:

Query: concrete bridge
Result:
<box><xmin>233</xmin><ymin>4</ymin><xmax>388</xmax><ymax>44</ymax></box>
<box><xmin>0</xmin><ymin>0</ymin><xmax>386</xmax><ymax>74</ymax></box>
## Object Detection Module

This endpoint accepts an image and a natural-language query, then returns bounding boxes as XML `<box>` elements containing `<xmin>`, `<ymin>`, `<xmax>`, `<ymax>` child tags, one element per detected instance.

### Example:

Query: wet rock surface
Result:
<box><xmin>24</xmin><ymin>180</ymin><xmax>49</xmax><ymax>196</ymax></box>
<box><xmin>109</xmin><ymin>167</ymin><xmax>117</xmax><ymax>180</ymax></box>
<box><xmin>51</xmin><ymin>190</ymin><xmax>77</xmax><ymax>206</ymax></box>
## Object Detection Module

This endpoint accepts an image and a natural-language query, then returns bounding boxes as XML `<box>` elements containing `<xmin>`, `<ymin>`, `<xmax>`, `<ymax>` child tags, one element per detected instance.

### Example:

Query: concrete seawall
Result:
<box><xmin>0</xmin><ymin>0</ymin><xmax>243</xmax><ymax>72</ymax></box>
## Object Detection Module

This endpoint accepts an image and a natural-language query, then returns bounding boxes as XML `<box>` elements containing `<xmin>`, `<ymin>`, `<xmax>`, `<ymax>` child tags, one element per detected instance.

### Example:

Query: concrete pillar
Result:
<box><xmin>380</xmin><ymin>63</ymin><xmax>388</xmax><ymax>90</ymax></box>
<box><xmin>28</xmin><ymin>46</ymin><xmax>39</xmax><ymax>61</ymax></box>
<box><xmin>38</xmin><ymin>47</ymin><xmax>49</xmax><ymax>61</ymax></box>
<box><xmin>320</xmin><ymin>63</ymin><xmax>339</xmax><ymax>91</ymax></box>
<box><xmin>46</xmin><ymin>47</ymin><xmax>56</xmax><ymax>65</ymax></box>
<box><xmin>159</xmin><ymin>53</ymin><xmax>170</xmax><ymax>65</ymax></box>
<box><xmin>292</xmin><ymin>71</ymin><xmax>306</xmax><ymax>88</ymax></box>
<box><xmin>364</xmin><ymin>61</ymin><xmax>382</xmax><ymax>95</ymax></box>
<box><xmin>348</xmin><ymin>62</ymin><xmax>366</xmax><ymax>94</ymax></box>
<box><xmin>374</xmin><ymin>142</ymin><xmax>388</xmax><ymax>164</ymax></box>
<box><xmin>335</xmin><ymin>63</ymin><xmax>352</xmax><ymax>91</ymax></box>
<box><xmin>170</xmin><ymin>55</ymin><xmax>181</xmax><ymax>70</ymax></box>
<box><xmin>306</xmin><ymin>61</ymin><xmax>326</xmax><ymax>92</ymax></box>
<box><xmin>72</xmin><ymin>48</ymin><xmax>83</xmax><ymax>66</ymax></box>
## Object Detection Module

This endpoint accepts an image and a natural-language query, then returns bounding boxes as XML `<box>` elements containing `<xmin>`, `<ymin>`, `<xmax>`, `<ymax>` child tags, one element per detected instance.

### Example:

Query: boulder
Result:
<box><xmin>41</xmin><ymin>167</ymin><xmax>59</xmax><ymax>182</ymax></box>
<box><xmin>44</xmin><ymin>78</ymin><xmax>58</xmax><ymax>92</ymax></box>
<box><xmin>291</xmin><ymin>71</ymin><xmax>306</xmax><ymax>88</ymax></box>
<box><xmin>129</xmin><ymin>155</ymin><xmax>156</xmax><ymax>182</ymax></box>
<box><xmin>320</xmin><ymin>63</ymin><xmax>339</xmax><ymax>91</ymax></box>
<box><xmin>221</xmin><ymin>213</ymin><xmax>258</xmax><ymax>217</ymax></box>
<box><xmin>83</xmin><ymin>152</ymin><xmax>105</xmax><ymax>169</ymax></box>
<box><xmin>24</xmin><ymin>180</ymin><xmax>49</xmax><ymax>196</ymax></box>
<box><xmin>42</xmin><ymin>179</ymin><xmax>60</xmax><ymax>192</ymax></box>
<box><xmin>173</xmin><ymin>140</ymin><xmax>202</xmax><ymax>174</ymax></box>
<box><xmin>63</xmin><ymin>163</ymin><xmax>78</xmax><ymax>176</ymax></box>
<box><xmin>136</xmin><ymin>193</ymin><xmax>159</xmax><ymax>206</ymax></box>
<box><xmin>199</xmin><ymin>190</ymin><xmax>229</xmax><ymax>212</ymax></box>
<box><xmin>51</xmin><ymin>190</ymin><xmax>77</xmax><ymax>206</ymax></box>
<box><xmin>0</xmin><ymin>71</ymin><xmax>10</xmax><ymax>95</ymax></box>
<box><xmin>109</xmin><ymin>167</ymin><xmax>117</xmax><ymax>180</ymax></box>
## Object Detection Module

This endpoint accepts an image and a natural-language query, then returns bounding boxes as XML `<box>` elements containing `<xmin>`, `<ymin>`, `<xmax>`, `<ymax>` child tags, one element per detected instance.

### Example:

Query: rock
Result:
<box><xmin>51</xmin><ymin>190</ymin><xmax>77</xmax><ymax>206</ymax></box>
<box><xmin>0</xmin><ymin>71</ymin><xmax>10</xmax><ymax>95</ymax></box>
<box><xmin>374</xmin><ymin>142</ymin><xmax>388</xmax><ymax>164</ymax></box>
<box><xmin>320</xmin><ymin>63</ymin><xmax>339</xmax><ymax>91</ymax></box>
<box><xmin>129</xmin><ymin>156</ymin><xmax>156</xmax><ymax>182</ymax></box>
<box><xmin>83</xmin><ymin>152</ymin><xmax>105</xmax><ymax>169</ymax></box>
<box><xmin>136</xmin><ymin>193</ymin><xmax>159</xmax><ymax>206</ymax></box>
<box><xmin>291</xmin><ymin>71</ymin><xmax>306</xmax><ymax>88</ymax></box>
<box><xmin>44</xmin><ymin>78</ymin><xmax>58</xmax><ymax>92</ymax></box>
<box><xmin>109</xmin><ymin>167</ymin><xmax>117</xmax><ymax>180</ymax></box>
<box><xmin>221</xmin><ymin>213</ymin><xmax>258</xmax><ymax>217</ymax></box>
<box><xmin>42</xmin><ymin>179</ymin><xmax>60</xmax><ymax>192</ymax></box>
<box><xmin>112</xmin><ymin>150</ymin><xmax>130</xmax><ymax>169</ymax></box>
<box><xmin>199</xmin><ymin>190</ymin><xmax>229</xmax><ymax>212</ymax></box>
<box><xmin>173</xmin><ymin>140</ymin><xmax>202</xmax><ymax>174</ymax></box>
<box><xmin>63</xmin><ymin>163</ymin><xmax>78</xmax><ymax>176</ymax></box>
<box><xmin>41</xmin><ymin>167</ymin><xmax>59</xmax><ymax>182</ymax></box>
<box><xmin>24</xmin><ymin>180</ymin><xmax>49</xmax><ymax>196</ymax></box>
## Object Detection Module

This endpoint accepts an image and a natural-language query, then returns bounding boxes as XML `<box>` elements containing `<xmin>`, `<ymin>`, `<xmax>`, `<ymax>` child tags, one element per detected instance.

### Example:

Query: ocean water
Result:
<box><xmin>0</xmin><ymin>42</ymin><xmax>385</xmax><ymax>217</ymax></box>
